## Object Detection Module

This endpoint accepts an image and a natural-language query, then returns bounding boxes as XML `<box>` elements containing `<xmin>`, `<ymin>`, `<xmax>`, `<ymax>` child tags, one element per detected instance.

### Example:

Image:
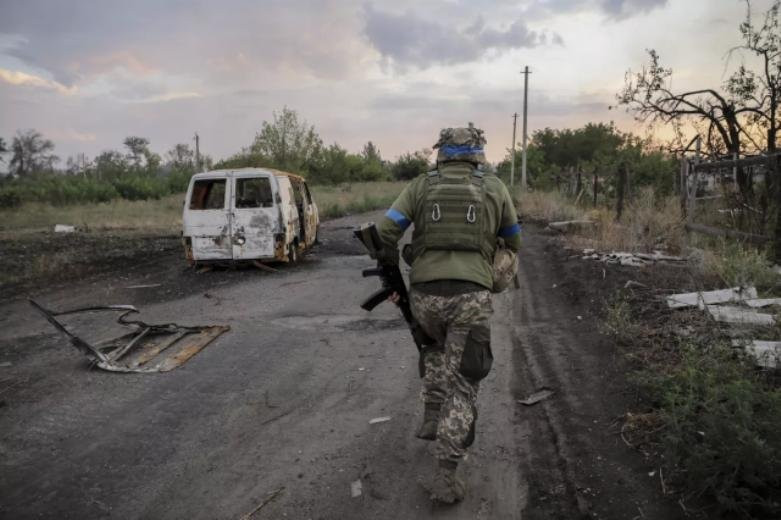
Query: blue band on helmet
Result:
<box><xmin>498</xmin><ymin>223</ymin><xmax>521</xmax><ymax>237</ymax></box>
<box><xmin>385</xmin><ymin>208</ymin><xmax>411</xmax><ymax>230</ymax></box>
<box><xmin>439</xmin><ymin>144</ymin><xmax>484</xmax><ymax>156</ymax></box>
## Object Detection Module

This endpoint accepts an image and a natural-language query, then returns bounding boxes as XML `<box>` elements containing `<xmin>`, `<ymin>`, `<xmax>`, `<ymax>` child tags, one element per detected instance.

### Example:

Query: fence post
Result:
<box><xmin>616</xmin><ymin>163</ymin><xmax>627</xmax><ymax>221</ymax></box>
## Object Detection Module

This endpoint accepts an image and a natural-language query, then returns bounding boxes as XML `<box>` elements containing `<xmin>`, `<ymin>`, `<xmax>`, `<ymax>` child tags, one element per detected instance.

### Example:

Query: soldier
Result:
<box><xmin>377</xmin><ymin>123</ymin><xmax>521</xmax><ymax>503</ymax></box>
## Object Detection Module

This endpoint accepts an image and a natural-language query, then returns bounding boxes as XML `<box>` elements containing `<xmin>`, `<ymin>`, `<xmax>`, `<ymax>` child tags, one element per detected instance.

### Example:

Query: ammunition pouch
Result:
<box><xmin>459</xmin><ymin>324</ymin><xmax>493</xmax><ymax>381</ymax></box>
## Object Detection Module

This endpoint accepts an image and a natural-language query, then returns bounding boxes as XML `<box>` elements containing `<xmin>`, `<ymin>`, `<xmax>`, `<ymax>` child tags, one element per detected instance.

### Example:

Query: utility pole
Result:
<box><xmin>194</xmin><ymin>132</ymin><xmax>201</xmax><ymax>171</ymax></box>
<box><xmin>521</xmin><ymin>65</ymin><xmax>531</xmax><ymax>190</ymax></box>
<box><xmin>510</xmin><ymin>113</ymin><xmax>518</xmax><ymax>186</ymax></box>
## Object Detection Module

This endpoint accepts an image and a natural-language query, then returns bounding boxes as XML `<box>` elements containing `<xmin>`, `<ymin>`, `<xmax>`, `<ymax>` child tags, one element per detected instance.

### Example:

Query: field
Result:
<box><xmin>0</xmin><ymin>181</ymin><xmax>405</xmax><ymax>291</ymax></box>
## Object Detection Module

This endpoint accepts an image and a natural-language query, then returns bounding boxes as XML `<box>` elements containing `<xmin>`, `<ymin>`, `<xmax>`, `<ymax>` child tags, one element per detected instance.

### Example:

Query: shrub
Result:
<box><xmin>705</xmin><ymin>241</ymin><xmax>778</xmax><ymax>289</ymax></box>
<box><xmin>659</xmin><ymin>342</ymin><xmax>781</xmax><ymax>517</ymax></box>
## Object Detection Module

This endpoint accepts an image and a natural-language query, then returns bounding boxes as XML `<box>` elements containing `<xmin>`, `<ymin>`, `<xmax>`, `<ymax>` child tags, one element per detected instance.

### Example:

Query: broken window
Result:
<box><xmin>189</xmin><ymin>179</ymin><xmax>226</xmax><ymax>210</ymax></box>
<box><xmin>235</xmin><ymin>177</ymin><xmax>273</xmax><ymax>208</ymax></box>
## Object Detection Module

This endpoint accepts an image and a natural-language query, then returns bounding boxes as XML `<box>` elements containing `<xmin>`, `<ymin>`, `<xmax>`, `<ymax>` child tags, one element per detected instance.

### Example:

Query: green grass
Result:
<box><xmin>311</xmin><ymin>182</ymin><xmax>404</xmax><ymax>219</ymax></box>
<box><xmin>0</xmin><ymin>181</ymin><xmax>405</xmax><ymax>235</ymax></box>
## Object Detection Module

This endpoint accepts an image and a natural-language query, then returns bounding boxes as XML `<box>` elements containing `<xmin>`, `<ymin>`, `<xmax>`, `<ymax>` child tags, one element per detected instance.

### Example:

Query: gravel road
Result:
<box><xmin>0</xmin><ymin>212</ymin><xmax>682</xmax><ymax>519</ymax></box>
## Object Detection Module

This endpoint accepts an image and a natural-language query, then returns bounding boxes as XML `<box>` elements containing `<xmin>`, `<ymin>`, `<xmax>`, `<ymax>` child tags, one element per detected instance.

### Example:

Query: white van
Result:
<box><xmin>182</xmin><ymin>168</ymin><xmax>319</xmax><ymax>265</ymax></box>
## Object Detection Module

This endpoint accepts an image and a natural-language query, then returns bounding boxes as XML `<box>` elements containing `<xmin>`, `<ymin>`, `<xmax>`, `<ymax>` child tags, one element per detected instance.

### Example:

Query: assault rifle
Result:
<box><xmin>354</xmin><ymin>223</ymin><xmax>436</xmax><ymax>376</ymax></box>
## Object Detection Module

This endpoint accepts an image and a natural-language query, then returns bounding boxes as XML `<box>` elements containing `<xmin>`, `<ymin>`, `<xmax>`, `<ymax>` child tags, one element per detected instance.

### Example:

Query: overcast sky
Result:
<box><xmin>0</xmin><ymin>0</ymin><xmax>771</xmax><ymax>164</ymax></box>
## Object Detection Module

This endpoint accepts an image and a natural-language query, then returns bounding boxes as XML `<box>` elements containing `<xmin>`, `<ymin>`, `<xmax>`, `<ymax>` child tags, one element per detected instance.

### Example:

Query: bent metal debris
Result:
<box><xmin>29</xmin><ymin>299</ymin><xmax>229</xmax><ymax>373</ymax></box>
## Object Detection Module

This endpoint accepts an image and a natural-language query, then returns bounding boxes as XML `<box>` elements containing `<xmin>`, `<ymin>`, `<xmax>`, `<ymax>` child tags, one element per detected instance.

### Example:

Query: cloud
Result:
<box><xmin>0</xmin><ymin>68</ymin><xmax>75</xmax><ymax>94</ymax></box>
<box><xmin>600</xmin><ymin>0</ymin><xmax>668</xmax><ymax>19</ymax></box>
<box><xmin>363</xmin><ymin>5</ymin><xmax>556</xmax><ymax>68</ymax></box>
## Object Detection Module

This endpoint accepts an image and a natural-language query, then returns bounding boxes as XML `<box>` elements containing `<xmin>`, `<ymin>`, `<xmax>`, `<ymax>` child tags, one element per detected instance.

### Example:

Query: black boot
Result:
<box><xmin>415</xmin><ymin>403</ymin><xmax>440</xmax><ymax>440</ymax></box>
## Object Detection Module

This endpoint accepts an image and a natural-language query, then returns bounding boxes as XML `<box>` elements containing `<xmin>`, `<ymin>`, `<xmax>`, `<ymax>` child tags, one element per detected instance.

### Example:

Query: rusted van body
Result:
<box><xmin>182</xmin><ymin>168</ymin><xmax>318</xmax><ymax>264</ymax></box>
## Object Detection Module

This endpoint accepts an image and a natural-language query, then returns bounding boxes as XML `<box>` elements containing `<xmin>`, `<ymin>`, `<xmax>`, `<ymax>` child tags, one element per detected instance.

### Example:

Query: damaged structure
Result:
<box><xmin>182</xmin><ymin>168</ymin><xmax>319</xmax><ymax>266</ymax></box>
<box><xmin>30</xmin><ymin>299</ymin><xmax>229</xmax><ymax>373</ymax></box>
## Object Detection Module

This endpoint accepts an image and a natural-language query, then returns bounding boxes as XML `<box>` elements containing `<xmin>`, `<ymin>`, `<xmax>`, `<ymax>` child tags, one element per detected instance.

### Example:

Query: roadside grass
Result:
<box><xmin>703</xmin><ymin>240</ymin><xmax>779</xmax><ymax>290</ymax></box>
<box><xmin>312</xmin><ymin>182</ymin><xmax>403</xmax><ymax>219</ymax></box>
<box><xmin>518</xmin><ymin>188</ymin><xmax>685</xmax><ymax>253</ymax></box>
<box><xmin>0</xmin><ymin>181</ymin><xmax>405</xmax><ymax>235</ymax></box>
<box><xmin>0</xmin><ymin>194</ymin><xmax>185</xmax><ymax>235</ymax></box>
<box><xmin>603</xmin><ymin>290</ymin><xmax>781</xmax><ymax>517</ymax></box>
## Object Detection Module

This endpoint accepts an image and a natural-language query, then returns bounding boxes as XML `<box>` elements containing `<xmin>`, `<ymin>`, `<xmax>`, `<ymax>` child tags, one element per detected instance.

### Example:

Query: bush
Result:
<box><xmin>706</xmin><ymin>241</ymin><xmax>778</xmax><ymax>289</ymax></box>
<box><xmin>111</xmin><ymin>176</ymin><xmax>168</xmax><ymax>200</ymax></box>
<box><xmin>658</xmin><ymin>342</ymin><xmax>781</xmax><ymax>517</ymax></box>
<box><xmin>0</xmin><ymin>186</ymin><xmax>22</xmax><ymax>208</ymax></box>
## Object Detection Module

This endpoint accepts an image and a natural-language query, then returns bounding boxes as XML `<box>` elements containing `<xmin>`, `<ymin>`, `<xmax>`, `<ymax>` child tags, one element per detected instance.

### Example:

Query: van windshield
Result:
<box><xmin>236</xmin><ymin>177</ymin><xmax>273</xmax><ymax>208</ymax></box>
<box><xmin>190</xmin><ymin>179</ymin><xmax>226</xmax><ymax>210</ymax></box>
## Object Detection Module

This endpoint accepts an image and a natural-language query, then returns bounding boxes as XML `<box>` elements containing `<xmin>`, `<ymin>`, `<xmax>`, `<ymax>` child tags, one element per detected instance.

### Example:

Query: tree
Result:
<box><xmin>166</xmin><ymin>143</ymin><xmax>195</xmax><ymax>169</ymax></box>
<box><xmin>391</xmin><ymin>149</ymin><xmax>431</xmax><ymax>180</ymax></box>
<box><xmin>617</xmin><ymin>1</ymin><xmax>781</xmax><ymax>198</ymax></box>
<box><xmin>361</xmin><ymin>141</ymin><xmax>382</xmax><ymax>163</ymax></box>
<box><xmin>93</xmin><ymin>150</ymin><xmax>129</xmax><ymax>180</ymax></box>
<box><xmin>123</xmin><ymin>136</ymin><xmax>150</xmax><ymax>166</ymax></box>
<box><xmin>0</xmin><ymin>137</ymin><xmax>7</xmax><ymax>164</ymax></box>
<box><xmin>9</xmin><ymin>129</ymin><xmax>58</xmax><ymax>176</ymax></box>
<box><xmin>250</xmin><ymin>107</ymin><xmax>323</xmax><ymax>173</ymax></box>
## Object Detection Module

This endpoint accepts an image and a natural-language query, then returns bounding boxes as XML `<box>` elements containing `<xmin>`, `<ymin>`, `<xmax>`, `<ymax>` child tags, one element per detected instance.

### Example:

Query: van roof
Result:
<box><xmin>191</xmin><ymin>167</ymin><xmax>306</xmax><ymax>182</ymax></box>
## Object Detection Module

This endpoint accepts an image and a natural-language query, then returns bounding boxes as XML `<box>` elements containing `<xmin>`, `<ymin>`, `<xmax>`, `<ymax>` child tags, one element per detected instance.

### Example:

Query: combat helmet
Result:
<box><xmin>433</xmin><ymin>123</ymin><xmax>486</xmax><ymax>166</ymax></box>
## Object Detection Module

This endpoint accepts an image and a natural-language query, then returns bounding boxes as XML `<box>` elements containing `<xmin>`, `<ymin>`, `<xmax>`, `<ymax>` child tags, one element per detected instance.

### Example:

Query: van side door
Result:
<box><xmin>184</xmin><ymin>177</ymin><xmax>232</xmax><ymax>260</ymax></box>
<box><xmin>231</xmin><ymin>175</ymin><xmax>278</xmax><ymax>260</ymax></box>
<box><xmin>301</xmin><ymin>181</ymin><xmax>319</xmax><ymax>247</ymax></box>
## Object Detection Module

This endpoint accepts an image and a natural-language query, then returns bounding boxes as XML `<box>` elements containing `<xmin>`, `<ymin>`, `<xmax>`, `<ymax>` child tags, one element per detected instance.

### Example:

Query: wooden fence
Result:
<box><xmin>681</xmin><ymin>152</ymin><xmax>781</xmax><ymax>244</ymax></box>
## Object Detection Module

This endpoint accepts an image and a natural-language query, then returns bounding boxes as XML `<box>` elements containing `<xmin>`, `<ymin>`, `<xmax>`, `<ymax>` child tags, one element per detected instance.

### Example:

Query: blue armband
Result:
<box><xmin>498</xmin><ymin>223</ymin><xmax>521</xmax><ymax>237</ymax></box>
<box><xmin>385</xmin><ymin>208</ymin><xmax>411</xmax><ymax>230</ymax></box>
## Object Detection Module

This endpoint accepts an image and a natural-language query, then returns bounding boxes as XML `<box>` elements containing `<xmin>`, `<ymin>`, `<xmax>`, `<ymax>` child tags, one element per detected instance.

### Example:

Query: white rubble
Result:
<box><xmin>666</xmin><ymin>287</ymin><xmax>758</xmax><ymax>309</ymax></box>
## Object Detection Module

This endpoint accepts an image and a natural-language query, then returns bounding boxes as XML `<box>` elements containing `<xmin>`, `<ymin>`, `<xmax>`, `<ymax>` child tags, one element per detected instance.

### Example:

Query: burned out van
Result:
<box><xmin>182</xmin><ymin>168</ymin><xmax>318</xmax><ymax>265</ymax></box>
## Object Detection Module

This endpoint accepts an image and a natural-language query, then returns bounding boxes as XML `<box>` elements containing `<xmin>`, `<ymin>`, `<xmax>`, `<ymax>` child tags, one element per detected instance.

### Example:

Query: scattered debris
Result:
<box><xmin>582</xmin><ymin>250</ymin><xmax>685</xmax><ymax>268</ymax></box>
<box><xmin>0</xmin><ymin>362</ymin><xmax>11</xmax><ymax>368</ymax></box>
<box><xmin>731</xmin><ymin>340</ymin><xmax>781</xmax><ymax>368</ymax></box>
<box><xmin>240</xmin><ymin>487</ymin><xmax>285</xmax><ymax>520</ymax></box>
<box><xmin>369</xmin><ymin>416</ymin><xmax>391</xmax><ymax>425</ymax></box>
<box><xmin>351</xmin><ymin>479</ymin><xmax>363</xmax><ymax>498</ymax></box>
<box><xmin>744</xmin><ymin>298</ymin><xmax>781</xmax><ymax>308</ymax></box>
<box><xmin>54</xmin><ymin>224</ymin><xmax>75</xmax><ymax>233</ymax></box>
<box><xmin>29</xmin><ymin>299</ymin><xmax>229</xmax><ymax>373</ymax></box>
<box><xmin>666</xmin><ymin>287</ymin><xmax>758</xmax><ymax>309</ymax></box>
<box><xmin>252</xmin><ymin>260</ymin><xmax>279</xmax><ymax>273</ymax></box>
<box><xmin>624</xmin><ymin>280</ymin><xmax>647</xmax><ymax>289</ymax></box>
<box><xmin>706</xmin><ymin>305</ymin><xmax>775</xmax><ymax>325</ymax></box>
<box><xmin>547</xmin><ymin>220</ymin><xmax>596</xmax><ymax>233</ymax></box>
<box><xmin>518</xmin><ymin>387</ymin><xmax>555</xmax><ymax>406</ymax></box>
<box><xmin>124</xmin><ymin>283</ymin><xmax>161</xmax><ymax>289</ymax></box>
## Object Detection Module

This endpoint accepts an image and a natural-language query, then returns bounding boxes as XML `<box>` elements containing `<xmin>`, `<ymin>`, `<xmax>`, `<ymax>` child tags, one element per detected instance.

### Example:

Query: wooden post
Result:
<box><xmin>616</xmin><ymin>162</ymin><xmax>627</xmax><ymax>221</ymax></box>
<box><xmin>593</xmin><ymin>172</ymin><xmax>598</xmax><ymax>207</ymax></box>
<box><xmin>574</xmin><ymin>166</ymin><xmax>581</xmax><ymax>197</ymax></box>
<box><xmin>687</xmin><ymin>162</ymin><xmax>698</xmax><ymax>225</ymax></box>
<box><xmin>680</xmin><ymin>158</ymin><xmax>688</xmax><ymax>214</ymax></box>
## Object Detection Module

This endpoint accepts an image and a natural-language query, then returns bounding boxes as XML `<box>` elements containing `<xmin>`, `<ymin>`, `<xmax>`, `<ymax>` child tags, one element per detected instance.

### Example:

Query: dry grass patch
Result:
<box><xmin>520</xmin><ymin>188</ymin><xmax>685</xmax><ymax>254</ymax></box>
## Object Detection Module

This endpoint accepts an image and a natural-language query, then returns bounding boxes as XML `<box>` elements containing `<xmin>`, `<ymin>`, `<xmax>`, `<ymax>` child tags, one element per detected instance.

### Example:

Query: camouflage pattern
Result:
<box><xmin>433</xmin><ymin>122</ymin><xmax>487</xmax><ymax>165</ymax></box>
<box><xmin>410</xmin><ymin>288</ymin><xmax>493</xmax><ymax>462</ymax></box>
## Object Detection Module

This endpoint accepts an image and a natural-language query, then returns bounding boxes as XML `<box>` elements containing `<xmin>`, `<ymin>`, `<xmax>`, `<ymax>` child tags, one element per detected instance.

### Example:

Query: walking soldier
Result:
<box><xmin>376</xmin><ymin>123</ymin><xmax>521</xmax><ymax>503</ymax></box>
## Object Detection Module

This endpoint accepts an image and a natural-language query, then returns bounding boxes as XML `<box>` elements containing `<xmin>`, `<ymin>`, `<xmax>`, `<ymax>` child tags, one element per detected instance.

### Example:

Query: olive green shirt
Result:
<box><xmin>378</xmin><ymin>162</ymin><xmax>521</xmax><ymax>289</ymax></box>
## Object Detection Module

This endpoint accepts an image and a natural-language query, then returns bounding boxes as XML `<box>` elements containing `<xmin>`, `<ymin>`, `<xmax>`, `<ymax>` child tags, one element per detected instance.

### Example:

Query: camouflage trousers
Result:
<box><xmin>410</xmin><ymin>288</ymin><xmax>493</xmax><ymax>463</ymax></box>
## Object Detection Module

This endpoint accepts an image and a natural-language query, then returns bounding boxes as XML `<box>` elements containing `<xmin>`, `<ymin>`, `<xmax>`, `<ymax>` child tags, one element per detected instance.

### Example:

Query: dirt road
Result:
<box><xmin>0</xmin><ymin>213</ymin><xmax>682</xmax><ymax>519</ymax></box>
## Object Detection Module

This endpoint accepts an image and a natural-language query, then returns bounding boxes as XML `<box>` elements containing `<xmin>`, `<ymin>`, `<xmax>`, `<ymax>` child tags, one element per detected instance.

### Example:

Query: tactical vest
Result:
<box><xmin>411</xmin><ymin>168</ymin><xmax>495</xmax><ymax>259</ymax></box>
